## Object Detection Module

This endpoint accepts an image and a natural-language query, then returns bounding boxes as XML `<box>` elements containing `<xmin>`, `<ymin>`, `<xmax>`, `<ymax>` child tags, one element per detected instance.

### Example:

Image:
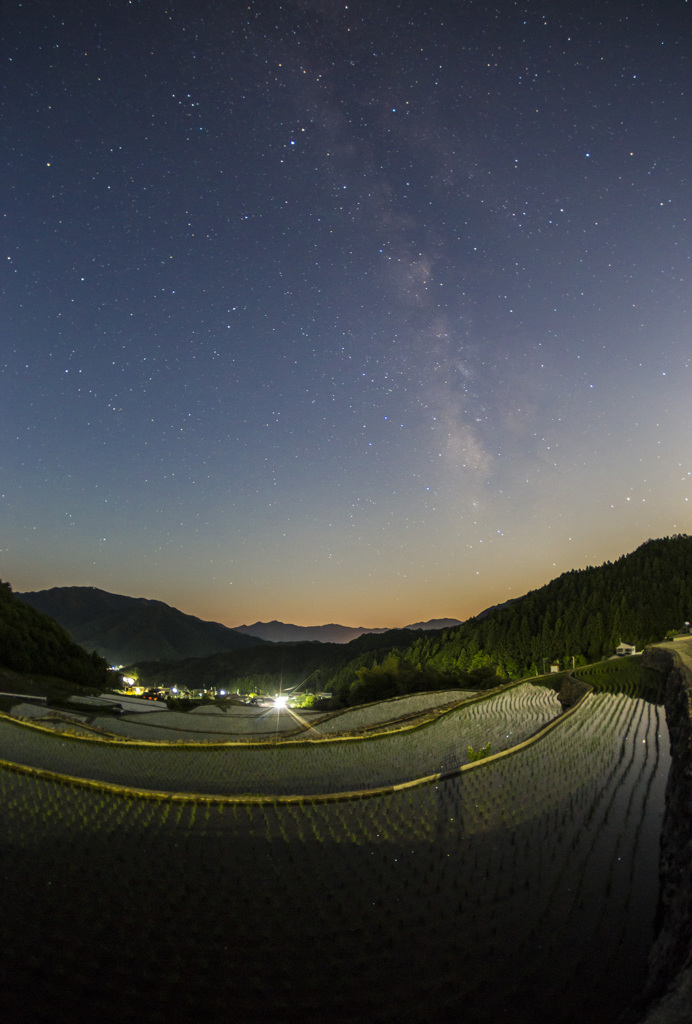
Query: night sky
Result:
<box><xmin>3</xmin><ymin>0</ymin><xmax>691</xmax><ymax>628</ymax></box>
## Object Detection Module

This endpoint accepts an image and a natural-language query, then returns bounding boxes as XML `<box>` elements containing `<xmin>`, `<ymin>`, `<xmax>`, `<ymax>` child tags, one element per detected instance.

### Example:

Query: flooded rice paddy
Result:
<box><xmin>0</xmin><ymin>688</ymin><xmax>669</xmax><ymax>1023</ymax></box>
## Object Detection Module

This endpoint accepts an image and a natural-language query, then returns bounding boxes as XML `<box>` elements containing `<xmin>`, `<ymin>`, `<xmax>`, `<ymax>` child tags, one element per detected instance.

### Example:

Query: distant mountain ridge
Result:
<box><xmin>404</xmin><ymin>617</ymin><xmax>465</xmax><ymax>632</ymax></box>
<box><xmin>233</xmin><ymin>618</ymin><xmax>463</xmax><ymax>644</ymax></box>
<box><xmin>15</xmin><ymin>537</ymin><xmax>691</xmax><ymax>698</ymax></box>
<box><xmin>16</xmin><ymin>587</ymin><xmax>463</xmax><ymax>663</ymax></box>
<box><xmin>233</xmin><ymin>621</ymin><xmax>387</xmax><ymax>644</ymax></box>
<box><xmin>17</xmin><ymin>587</ymin><xmax>267</xmax><ymax>666</ymax></box>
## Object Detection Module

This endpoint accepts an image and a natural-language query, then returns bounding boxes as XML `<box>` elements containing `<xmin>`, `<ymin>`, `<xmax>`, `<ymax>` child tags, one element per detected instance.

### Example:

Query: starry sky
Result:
<box><xmin>3</xmin><ymin>0</ymin><xmax>691</xmax><ymax>629</ymax></box>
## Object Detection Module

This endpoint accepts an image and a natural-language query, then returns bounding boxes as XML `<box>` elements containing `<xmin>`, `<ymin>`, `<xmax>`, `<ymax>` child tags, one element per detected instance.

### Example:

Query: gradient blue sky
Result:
<box><xmin>3</xmin><ymin>0</ymin><xmax>691</xmax><ymax>627</ymax></box>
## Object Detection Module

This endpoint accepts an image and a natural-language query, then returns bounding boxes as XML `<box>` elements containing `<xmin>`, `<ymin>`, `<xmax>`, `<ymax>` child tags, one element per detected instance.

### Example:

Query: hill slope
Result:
<box><xmin>0</xmin><ymin>581</ymin><xmax>109</xmax><ymax>689</ymax></box>
<box><xmin>17</xmin><ymin>587</ymin><xmax>267</xmax><ymax>665</ymax></box>
<box><xmin>380</xmin><ymin>534</ymin><xmax>692</xmax><ymax>683</ymax></box>
<box><xmin>404</xmin><ymin>617</ymin><xmax>464</xmax><ymax>631</ymax></box>
<box><xmin>133</xmin><ymin>628</ymin><xmax>426</xmax><ymax>693</ymax></box>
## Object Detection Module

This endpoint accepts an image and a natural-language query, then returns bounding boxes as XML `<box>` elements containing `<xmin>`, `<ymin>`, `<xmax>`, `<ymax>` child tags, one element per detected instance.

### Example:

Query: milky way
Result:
<box><xmin>3</xmin><ymin>0</ymin><xmax>691</xmax><ymax>626</ymax></box>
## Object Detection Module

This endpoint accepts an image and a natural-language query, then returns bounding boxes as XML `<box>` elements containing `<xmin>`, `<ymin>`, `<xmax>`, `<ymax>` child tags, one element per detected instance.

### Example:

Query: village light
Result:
<box><xmin>274</xmin><ymin>694</ymin><xmax>288</xmax><ymax>709</ymax></box>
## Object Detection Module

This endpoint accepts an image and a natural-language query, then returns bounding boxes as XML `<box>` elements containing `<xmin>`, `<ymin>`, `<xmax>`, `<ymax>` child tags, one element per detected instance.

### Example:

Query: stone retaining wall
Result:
<box><xmin>631</xmin><ymin>646</ymin><xmax>692</xmax><ymax>1024</ymax></box>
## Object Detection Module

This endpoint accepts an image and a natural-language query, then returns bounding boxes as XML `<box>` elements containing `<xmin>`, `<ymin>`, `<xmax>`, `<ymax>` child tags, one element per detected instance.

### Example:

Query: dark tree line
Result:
<box><xmin>422</xmin><ymin>534</ymin><xmax>692</xmax><ymax>676</ymax></box>
<box><xmin>322</xmin><ymin>535</ymin><xmax>692</xmax><ymax>704</ymax></box>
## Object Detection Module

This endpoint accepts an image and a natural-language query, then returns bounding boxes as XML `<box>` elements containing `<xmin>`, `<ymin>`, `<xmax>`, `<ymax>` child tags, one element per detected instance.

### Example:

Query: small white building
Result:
<box><xmin>616</xmin><ymin>642</ymin><xmax>637</xmax><ymax>657</ymax></box>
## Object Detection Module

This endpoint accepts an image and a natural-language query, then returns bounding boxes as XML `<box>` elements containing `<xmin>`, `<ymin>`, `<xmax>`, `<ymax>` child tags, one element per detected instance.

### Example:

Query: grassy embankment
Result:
<box><xmin>575</xmin><ymin>654</ymin><xmax>665</xmax><ymax>700</ymax></box>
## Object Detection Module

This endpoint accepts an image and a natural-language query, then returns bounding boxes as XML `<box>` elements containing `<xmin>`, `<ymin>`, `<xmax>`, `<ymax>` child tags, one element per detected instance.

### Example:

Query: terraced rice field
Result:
<box><xmin>0</xmin><ymin>684</ymin><xmax>669</xmax><ymax>1024</ymax></box>
<box><xmin>1</xmin><ymin>682</ymin><xmax>559</xmax><ymax>795</ymax></box>
<box><xmin>308</xmin><ymin>688</ymin><xmax>478</xmax><ymax>733</ymax></box>
<box><xmin>92</xmin><ymin>706</ymin><xmax>311</xmax><ymax>740</ymax></box>
<box><xmin>10</xmin><ymin>688</ymin><xmax>479</xmax><ymax>742</ymax></box>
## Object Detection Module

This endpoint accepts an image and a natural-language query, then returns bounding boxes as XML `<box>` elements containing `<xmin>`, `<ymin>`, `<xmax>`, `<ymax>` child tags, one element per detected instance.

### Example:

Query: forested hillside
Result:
<box><xmin>0</xmin><ymin>582</ymin><xmax>110</xmax><ymax>689</ymax></box>
<box><xmin>134</xmin><ymin>537</ymin><xmax>692</xmax><ymax>707</ymax></box>
<box><xmin>324</xmin><ymin>535</ymin><xmax>692</xmax><ymax>704</ymax></box>
<box><xmin>132</xmin><ymin>628</ymin><xmax>425</xmax><ymax>695</ymax></box>
<box><xmin>419</xmin><ymin>534</ymin><xmax>692</xmax><ymax>672</ymax></box>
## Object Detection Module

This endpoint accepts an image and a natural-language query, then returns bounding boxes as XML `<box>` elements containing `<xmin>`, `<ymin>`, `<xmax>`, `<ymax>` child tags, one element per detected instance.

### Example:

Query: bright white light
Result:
<box><xmin>274</xmin><ymin>694</ymin><xmax>288</xmax><ymax>709</ymax></box>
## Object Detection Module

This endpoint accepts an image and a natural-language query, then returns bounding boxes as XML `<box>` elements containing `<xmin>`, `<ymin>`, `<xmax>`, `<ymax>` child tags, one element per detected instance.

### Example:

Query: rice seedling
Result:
<box><xmin>0</xmin><ymin>673</ymin><xmax>672</xmax><ymax>1024</ymax></box>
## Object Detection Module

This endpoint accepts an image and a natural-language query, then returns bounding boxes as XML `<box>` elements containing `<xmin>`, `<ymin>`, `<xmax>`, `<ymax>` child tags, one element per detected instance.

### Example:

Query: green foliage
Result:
<box><xmin>397</xmin><ymin>535</ymin><xmax>692</xmax><ymax>685</ymax></box>
<box><xmin>0</xmin><ymin>581</ymin><xmax>110</xmax><ymax>689</ymax></box>
<box><xmin>316</xmin><ymin>535</ymin><xmax>692</xmax><ymax>704</ymax></box>
<box><xmin>292</xmin><ymin>693</ymin><xmax>315</xmax><ymax>709</ymax></box>
<box><xmin>467</xmin><ymin>742</ymin><xmax>492</xmax><ymax>762</ymax></box>
<box><xmin>344</xmin><ymin>655</ymin><xmax>504</xmax><ymax>708</ymax></box>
